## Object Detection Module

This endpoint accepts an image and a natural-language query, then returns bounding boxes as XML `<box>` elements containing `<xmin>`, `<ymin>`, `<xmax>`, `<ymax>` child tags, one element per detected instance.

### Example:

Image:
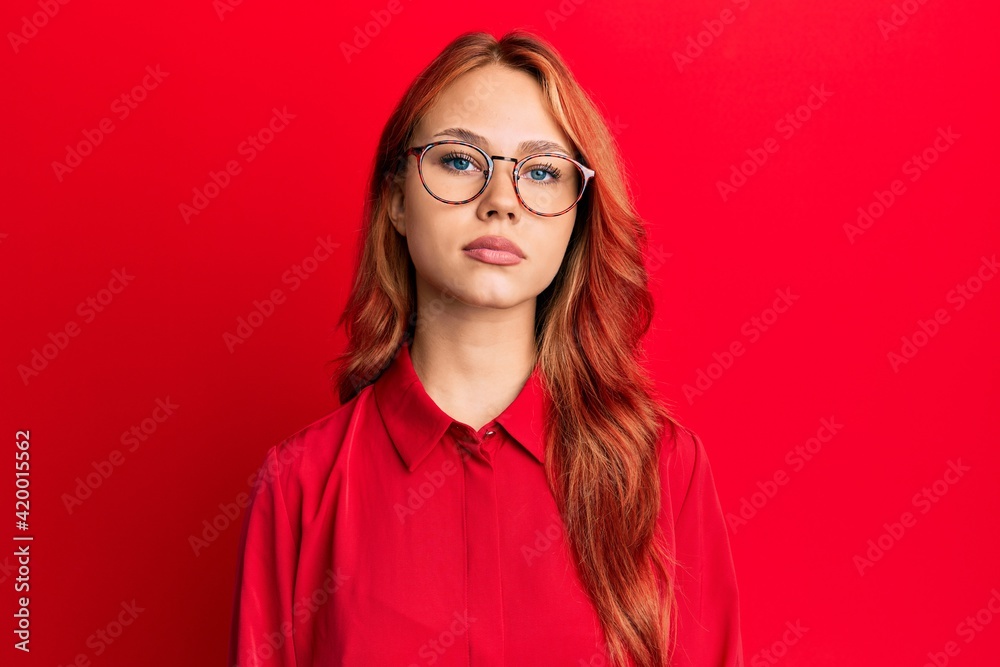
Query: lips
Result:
<box><xmin>463</xmin><ymin>235</ymin><xmax>524</xmax><ymax>258</ymax></box>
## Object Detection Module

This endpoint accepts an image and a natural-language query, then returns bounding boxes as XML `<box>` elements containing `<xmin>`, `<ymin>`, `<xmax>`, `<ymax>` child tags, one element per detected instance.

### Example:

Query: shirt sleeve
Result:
<box><xmin>669</xmin><ymin>429</ymin><xmax>745</xmax><ymax>667</ymax></box>
<box><xmin>228</xmin><ymin>445</ymin><xmax>299</xmax><ymax>667</ymax></box>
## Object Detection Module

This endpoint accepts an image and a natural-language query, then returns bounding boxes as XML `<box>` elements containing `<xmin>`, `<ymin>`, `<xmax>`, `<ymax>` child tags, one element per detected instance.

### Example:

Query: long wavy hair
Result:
<box><xmin>329</xmin><ymin>30</ymin><xmax>682</xmax><ymax>667</ymax></box>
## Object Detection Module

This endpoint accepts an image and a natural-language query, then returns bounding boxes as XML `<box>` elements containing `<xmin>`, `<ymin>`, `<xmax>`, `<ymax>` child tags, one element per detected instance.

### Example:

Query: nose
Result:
<box><xmin>478</xmin><ymin>157</ymin><xmax>522</xmax><ymax>220</ymax></box>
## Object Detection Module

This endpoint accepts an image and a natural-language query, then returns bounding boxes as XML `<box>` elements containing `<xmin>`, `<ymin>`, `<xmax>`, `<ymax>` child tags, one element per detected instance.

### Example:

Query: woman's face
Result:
<box><xmin>388</xmin><ymin>64</ymin><xmax>579</xmax><ymax>314</ymax></box>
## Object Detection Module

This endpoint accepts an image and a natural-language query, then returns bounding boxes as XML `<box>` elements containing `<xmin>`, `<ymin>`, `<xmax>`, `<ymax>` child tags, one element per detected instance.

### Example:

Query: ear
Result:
<box><xmin>387</xmin><ymin>174</ymin><xmax>406</xmax><ymax>237</ymax></box>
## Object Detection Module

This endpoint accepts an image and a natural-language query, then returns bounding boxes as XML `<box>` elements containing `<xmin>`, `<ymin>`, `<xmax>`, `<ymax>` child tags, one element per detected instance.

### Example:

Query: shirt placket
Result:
<box><xmin>452</xmin><ymin>422</ymin><xmax>506</xmax><ymax>667</ymax></box>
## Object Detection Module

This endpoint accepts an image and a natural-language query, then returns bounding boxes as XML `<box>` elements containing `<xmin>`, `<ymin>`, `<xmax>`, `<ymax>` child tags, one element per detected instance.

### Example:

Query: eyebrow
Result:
<box><xmin>431</xmin><ymin>127</ymin><xmax>573</xmax><ymax>157</ymax></box>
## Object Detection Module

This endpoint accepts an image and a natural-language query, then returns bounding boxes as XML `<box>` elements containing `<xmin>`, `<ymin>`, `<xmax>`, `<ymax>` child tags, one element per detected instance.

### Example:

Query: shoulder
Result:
<box><xmin>658</xmin><ymin>417</ymin><xmax>715</xmax><ymax>521</ymax></box>
<box><xmin>256</xmin><ymin>384</ymin><xmax>377</xmax><ymax>496</ymax></box>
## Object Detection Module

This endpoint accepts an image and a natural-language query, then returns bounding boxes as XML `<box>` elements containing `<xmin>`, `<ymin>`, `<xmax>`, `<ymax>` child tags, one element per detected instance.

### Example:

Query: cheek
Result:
<box><xmin>405</xmin><ymin>222</ymin><xmax>445</xmax><ymax>270</ymax></box>
<box><xmin>546</xmin><ymin>216</ymin><xmax>576</xmax><ymax>259</ymax></box>
<box><xmin>402</xmin><ymin>210</ymin><xmax>459</xmax><ymax>277</ymax></box>
<box><xmin>531</xmin><ymin>223</ymin><xmax>576</xmax><ymax>280</ymax></box>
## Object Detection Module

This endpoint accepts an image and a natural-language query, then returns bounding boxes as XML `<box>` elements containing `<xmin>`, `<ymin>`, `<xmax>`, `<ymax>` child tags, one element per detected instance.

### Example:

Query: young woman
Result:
<box><xmin>229</xmin><ymin>30</ymin><xmax>743</xmax><ymax>667</ymax></box>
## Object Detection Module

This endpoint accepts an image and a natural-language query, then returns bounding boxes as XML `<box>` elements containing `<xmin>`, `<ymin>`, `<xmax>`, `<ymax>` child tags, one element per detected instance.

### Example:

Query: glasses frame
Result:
<box><xmin>401</xmin><ymin>140</ymin><xmax>596</xmax><ymax>217</ymax></box>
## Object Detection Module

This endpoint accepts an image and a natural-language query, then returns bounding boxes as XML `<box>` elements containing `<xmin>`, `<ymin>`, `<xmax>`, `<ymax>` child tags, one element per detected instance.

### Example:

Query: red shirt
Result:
<box><xmin>228</xmin><ymin>340</ymin><xmax>744</xmax><ymax>666</ymax></box>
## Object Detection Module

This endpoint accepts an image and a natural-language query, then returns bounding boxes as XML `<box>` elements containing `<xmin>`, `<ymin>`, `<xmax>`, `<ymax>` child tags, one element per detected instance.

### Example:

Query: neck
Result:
<box><xmin>408</xmin><ymin>297</ymin><xmax>538</xmax><ymax>431</ymax></box>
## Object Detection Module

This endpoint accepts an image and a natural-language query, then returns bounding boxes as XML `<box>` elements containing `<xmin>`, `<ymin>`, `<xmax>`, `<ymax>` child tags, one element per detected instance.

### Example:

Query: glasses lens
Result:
<box><xmin>419</xmin><ymin>144</ymin><xmax>586</xmax><ymax>215</ymax></box>
<box><xmin>420</xmin><ymin>143</ymin><xmax>489</xmax><ymax>203</ymax></box>
<box><xmin>517</xmin><ymin>155</ymin><xmax>583</xmax><ymax>215</ymax></box>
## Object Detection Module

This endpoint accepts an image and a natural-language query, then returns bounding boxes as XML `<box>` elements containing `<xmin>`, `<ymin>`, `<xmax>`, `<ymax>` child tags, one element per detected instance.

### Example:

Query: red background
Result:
<box><xmin>3</xmin><ymin>0</ymin><xmax>998</xmax><ymax>665</ymax></box>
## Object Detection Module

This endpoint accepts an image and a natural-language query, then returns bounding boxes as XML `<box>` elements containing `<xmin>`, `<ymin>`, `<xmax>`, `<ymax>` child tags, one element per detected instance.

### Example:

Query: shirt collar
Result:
<box><xmin>373</xmin><ymin>340</ymin><xmax>547</xmax><ymax>471</ymax></box>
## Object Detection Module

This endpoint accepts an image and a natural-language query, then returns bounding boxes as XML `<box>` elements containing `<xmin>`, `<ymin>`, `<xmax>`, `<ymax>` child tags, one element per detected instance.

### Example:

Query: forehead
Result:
<box><xmin>414</xmin><ymin>65</ymin><xmax>574</xmax><ymax>156</ymax></box>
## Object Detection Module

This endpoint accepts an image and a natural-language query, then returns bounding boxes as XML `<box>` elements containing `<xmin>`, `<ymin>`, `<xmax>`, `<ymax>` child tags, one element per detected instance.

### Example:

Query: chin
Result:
<box><xmin>457</xmin><ymin>286</ymin><xmax>527</xmax><ymax>310</ymax></box>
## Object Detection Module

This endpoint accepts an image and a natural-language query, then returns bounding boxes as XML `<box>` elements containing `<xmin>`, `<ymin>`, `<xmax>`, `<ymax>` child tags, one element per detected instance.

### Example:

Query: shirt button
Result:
<box><xmin>485</xmin><ymin>430</ymin><xmax>495</xmax><ymax>437</ymax></box>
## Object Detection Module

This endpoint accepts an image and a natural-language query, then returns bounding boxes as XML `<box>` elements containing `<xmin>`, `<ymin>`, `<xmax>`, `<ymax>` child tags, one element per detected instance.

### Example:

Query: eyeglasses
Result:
<box><xmin>401</xmin><ymin>140</ymin><xmax>596</xmax><ymax>217</ymax></box>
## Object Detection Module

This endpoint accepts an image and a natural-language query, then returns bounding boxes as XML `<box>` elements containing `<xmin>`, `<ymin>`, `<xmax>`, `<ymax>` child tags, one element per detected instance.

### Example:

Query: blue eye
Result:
<box><xmin>524</xmin><ymin>162</ymin><xmax>562</xmax><ymax>183</ymax></box>
<box><xmin>441</xmin><ymin>152</ymin><xmax>480</xmax><ymax>173</ymax></box>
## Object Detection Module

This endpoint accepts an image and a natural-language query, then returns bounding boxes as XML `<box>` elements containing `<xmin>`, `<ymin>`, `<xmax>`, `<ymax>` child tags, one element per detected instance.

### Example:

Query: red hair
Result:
<box><xmin>330</xmin><ymin>30</ymin><xmax>682</xmax><ymax>667</ymax></box>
